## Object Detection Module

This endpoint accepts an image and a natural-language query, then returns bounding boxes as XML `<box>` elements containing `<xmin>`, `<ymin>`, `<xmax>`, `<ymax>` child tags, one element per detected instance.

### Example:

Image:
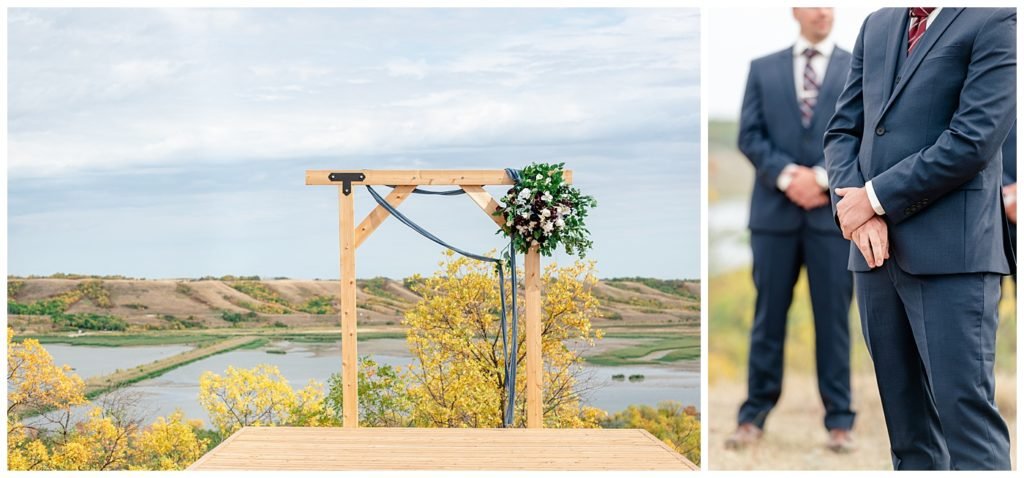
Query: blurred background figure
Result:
<box><xmin>724</xmin><ymin>7</ymin><xmax>855</xmax><ymax>454</ymax></box>
<box><xmin>707</xmin><ymin>6</ymin><xmax>1017</xmax><ymax>471</ymax></box>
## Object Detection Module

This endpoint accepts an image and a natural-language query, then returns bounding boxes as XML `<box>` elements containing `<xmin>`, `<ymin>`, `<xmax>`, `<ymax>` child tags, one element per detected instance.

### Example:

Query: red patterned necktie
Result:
<box><xmin>907</xmin><ymin>7</ymin><xmax>936</xmax><ymax>54</ymax></box>
<box><xmin>800</xmin><ymin>48</ymin><xmax>820</xmax><ymax>128</ymax></box>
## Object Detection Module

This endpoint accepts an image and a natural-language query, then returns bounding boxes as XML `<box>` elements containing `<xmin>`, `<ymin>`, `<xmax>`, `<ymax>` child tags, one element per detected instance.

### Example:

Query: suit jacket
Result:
<box><xmin>1004</xmin><ymin>123</ymin><xmax>1017</xmax><ymax>257</ymax></box>
<box><xmin>739</xmin><ymin>45</ymin><xmax>852</xmax><ymax>233</ymax></box>
<box><xmin>1004</xmin><ymin>122</ymin><xmax>1016</xmax><ymax>187</ymax></box>
<box><xmin>824</xmin><ymin>8</ymin><xmax>1016</xmax><ymax>274</ymax></box>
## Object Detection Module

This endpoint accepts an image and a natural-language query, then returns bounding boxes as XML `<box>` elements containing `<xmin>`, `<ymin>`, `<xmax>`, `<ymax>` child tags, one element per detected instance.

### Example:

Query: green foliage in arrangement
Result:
<box><xmin>495</xmin><ymin>162</ymin><xmax>596</xmax><ymax>257</ymax></box>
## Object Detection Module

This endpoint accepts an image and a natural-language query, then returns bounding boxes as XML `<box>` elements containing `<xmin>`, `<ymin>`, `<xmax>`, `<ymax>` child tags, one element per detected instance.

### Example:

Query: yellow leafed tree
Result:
<box><xmin>7</xmin><ymin>328</ymin><xmax>87</xmax><ymax>426</ymax></box>
<box><xmin>403</xmin><ymin>251</ymin><xmax>605</xmax><ymax>428</ymax></box>
<box><xmin>601</xmin><ymin>401</ymin><xmax>701</xmax><ymax>465</ymax></box>
<box><xmin>8</xmin><ymin>328</ymin><xmax>211</xmax><ymax>471</ymax></box>
<box><xmin>48</xmin><ymin>407</ymin><xmax>134</xmax><ymax>470</ymax></box>
<box><xmin>129</xmin><ymin>410</ymin><xmax>210</xmax><ymax>470</ymax></box>
<box><xmin>8</xmin><ymin>327</ymin><xmax>87</xmax><ymax>470</ymax></box>
<box><xmin>198</xmin><ymin>364</ymin><xmax>329</xmax><ymax>435</ymax></box>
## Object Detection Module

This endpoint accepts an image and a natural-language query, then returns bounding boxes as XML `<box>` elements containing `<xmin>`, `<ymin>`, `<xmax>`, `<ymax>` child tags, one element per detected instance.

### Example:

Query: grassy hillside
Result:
<box><xmin>7</xmin><ymin>275</ymin><xmax>700</xmax><ymax>334</ymax></box>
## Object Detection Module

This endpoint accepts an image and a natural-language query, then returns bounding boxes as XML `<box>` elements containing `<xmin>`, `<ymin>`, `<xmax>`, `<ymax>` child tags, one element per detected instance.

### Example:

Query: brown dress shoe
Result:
<box><xmin>826</xmin><ymin>428</ymin><xmax>856</xmax><ymax>453</ymax></box>
<box><xmin>724</xmin><ymin>423</ymin><xmax>763</xmax><ymax>450</ymax></box>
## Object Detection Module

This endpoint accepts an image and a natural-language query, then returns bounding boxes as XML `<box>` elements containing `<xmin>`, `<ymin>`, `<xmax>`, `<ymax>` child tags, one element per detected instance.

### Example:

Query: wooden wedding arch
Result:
<box><xmin>312</xmin><ymin>169</ymin><xmax>553</xmax><ymax>429</ymax></box>
<box><xmin>188</xmin><ymin>169</ymin><xmax>696</xmax><ymax>471</ymax></box>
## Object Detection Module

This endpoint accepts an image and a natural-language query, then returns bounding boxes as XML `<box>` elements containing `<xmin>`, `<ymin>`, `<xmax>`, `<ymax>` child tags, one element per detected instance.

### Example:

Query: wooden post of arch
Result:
<box><xmin>306</xmin><ymin>170</ymin><xmax>573</xmax><ymax>429</ymax></box>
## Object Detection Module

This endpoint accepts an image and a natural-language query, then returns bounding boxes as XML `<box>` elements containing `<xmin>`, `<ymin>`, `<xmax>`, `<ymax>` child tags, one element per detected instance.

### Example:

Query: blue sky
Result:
<box><xmin>7</xmin><ymin>8</ymin><xmax>700</xmax><ymax>280</ymax></box>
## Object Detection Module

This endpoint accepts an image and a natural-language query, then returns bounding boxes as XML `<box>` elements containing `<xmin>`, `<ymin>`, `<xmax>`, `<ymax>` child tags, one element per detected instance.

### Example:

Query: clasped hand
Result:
<box><xmin>784</xmin><ymin>166</ymin><xmax>829</xmax><ymax>210</ymax></box>
<box><xmin>836</xmin><ymin>186</ymin><xmax>888</xmax><ymax>268</ymax></box>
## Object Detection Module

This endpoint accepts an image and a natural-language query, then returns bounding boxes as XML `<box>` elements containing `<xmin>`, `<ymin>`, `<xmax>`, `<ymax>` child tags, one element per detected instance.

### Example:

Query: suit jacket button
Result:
<box><xmin>875</xmin><ymin>126</ymin><xmax>886</xmax><ymax>136</ymax></box>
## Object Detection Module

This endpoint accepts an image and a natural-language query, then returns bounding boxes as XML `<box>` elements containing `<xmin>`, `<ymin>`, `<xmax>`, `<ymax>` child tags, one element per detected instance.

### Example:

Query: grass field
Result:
<box><xmin>709</xmin><ymin>372</ymin><xmax>1017</xmax><ymax>470</ymax></box>
<box><xmin>14</xmin><ymin>328</ymin><xmax>409</xmax><ymax>347</ymax></box>
<box><xmin>586</xmin><ymin>335</ymin><xmax>700</xmax><ymax>366</ymax></box>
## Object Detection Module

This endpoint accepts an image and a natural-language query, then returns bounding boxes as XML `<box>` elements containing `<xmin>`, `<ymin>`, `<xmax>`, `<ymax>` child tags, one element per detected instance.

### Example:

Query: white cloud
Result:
<box><xmin>385</xmin><ymin>58</ymin><xmax>428</xmax><ymax>79</ymax></box>
<box><xmin>8</xmin><ymin>8</ymin><xmax>698</xmax><ymax>178</ymax></box>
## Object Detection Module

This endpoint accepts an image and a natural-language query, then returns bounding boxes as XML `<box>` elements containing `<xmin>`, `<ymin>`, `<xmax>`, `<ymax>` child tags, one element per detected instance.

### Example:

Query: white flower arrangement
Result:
<box><xmin>494</xmin><ymin>162</ymin><xmax>596</xmax><ymax>257</ymax></box>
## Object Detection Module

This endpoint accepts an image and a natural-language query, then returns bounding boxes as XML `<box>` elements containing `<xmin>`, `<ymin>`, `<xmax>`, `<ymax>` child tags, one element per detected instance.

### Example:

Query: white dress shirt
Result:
<box><xmin>777</xmin><ymin>35</ymin><xmax>835</xmax><ymax>192</ymax></box>
<box><xmin>865</xmin><ymin>7</ymin><xmax>943</xmax><ymax>215</ymax></box>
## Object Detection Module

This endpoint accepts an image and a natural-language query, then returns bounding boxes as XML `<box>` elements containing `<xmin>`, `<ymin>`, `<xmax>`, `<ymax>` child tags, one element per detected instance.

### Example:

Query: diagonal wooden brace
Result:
<box><xmin>355</xmin><ymin>186</ymin><xmax>415</xmax><ymax>249</ymax></box>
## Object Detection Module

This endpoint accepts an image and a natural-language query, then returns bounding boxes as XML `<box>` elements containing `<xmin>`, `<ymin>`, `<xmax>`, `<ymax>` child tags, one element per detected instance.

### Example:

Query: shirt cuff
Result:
<box><xmin>865</xmin><ymin>180</ymin><xmax>886</xmax><ymax>215</ymax></box>
<box><xmin>812</xmin><ymin>166</ymin><xmax>829</xmax><ymax>190</ymax></box>
<box><xmin>777</xmin><ymin>164</ymin><xmax>799</xmax><ymax>191</ymax></box>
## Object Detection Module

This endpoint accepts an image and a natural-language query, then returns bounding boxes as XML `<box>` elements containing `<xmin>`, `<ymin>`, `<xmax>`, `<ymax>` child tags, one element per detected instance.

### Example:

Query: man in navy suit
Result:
<box><xmin>825</xmin><ymin>7</ymin><xmax>1015</xmax><ymax>470</ymax></box>
<box><xmin>726</xmin><ymin>8</ymin><xmax>855</xmax><ymax>453</ymax></box>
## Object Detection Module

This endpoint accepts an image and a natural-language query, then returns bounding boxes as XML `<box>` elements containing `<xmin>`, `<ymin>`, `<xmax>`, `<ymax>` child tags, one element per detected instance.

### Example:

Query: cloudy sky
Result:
<box><xmin>7</xmin><ymin>8</ymin><xmax>700</xmax><ymax>280</ymax></box>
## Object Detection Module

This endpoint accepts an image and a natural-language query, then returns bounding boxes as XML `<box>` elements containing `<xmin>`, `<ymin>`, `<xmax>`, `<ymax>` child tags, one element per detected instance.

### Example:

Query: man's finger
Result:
<box><xmin>854</xmin><ymin>232</ymin><xmax>875</xmax><ymax>267</ymax></box>
<box><xmin>835</xmin><ymin>188</ymin><xmax>848</xmax><ymax>197</ymax></box>
<box><xmin>868</xmin><ymin>227</ymin><xmax>885</xmax><ymax>267</ymax></box>
<box><xmin>879</xmin><ymin>223</ymin><xmax>889</xmax><ymax>259</ymax></box>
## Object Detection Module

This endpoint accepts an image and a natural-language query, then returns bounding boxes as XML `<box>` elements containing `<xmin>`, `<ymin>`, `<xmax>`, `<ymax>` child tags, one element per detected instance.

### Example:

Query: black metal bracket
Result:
<box><xmin>328</xmin><ymin>172</ymin><xmax>366</xmax><ymax>196</ymax></box>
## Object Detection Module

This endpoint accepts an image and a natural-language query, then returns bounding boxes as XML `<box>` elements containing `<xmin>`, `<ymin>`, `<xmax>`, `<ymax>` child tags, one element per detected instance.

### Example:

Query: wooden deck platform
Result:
<box><xmin>188</xmin><ymin>426</ymin><xmax>697</xmax><ymax>471</ymax></box>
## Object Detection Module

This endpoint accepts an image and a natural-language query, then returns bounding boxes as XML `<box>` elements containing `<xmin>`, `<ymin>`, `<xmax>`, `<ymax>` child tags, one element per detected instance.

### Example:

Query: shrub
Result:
<box><xmin>298</xmin><ymin>296</ymin><xmax>335</xmax><ymax>315</ymax></box>
<box><xmin>52</xmin><ymin>313</ymin><xmax>128</xmax><ymax>331</ymax></box>
<box><xmin>220</xmin><ymin>310</ymin><xmax>258</xmax><ymax>324</ymax></box>
<box><xmin>601</xmin><ymin>402</ymin><xmax>700</xmax><ymax>465</ymax></box>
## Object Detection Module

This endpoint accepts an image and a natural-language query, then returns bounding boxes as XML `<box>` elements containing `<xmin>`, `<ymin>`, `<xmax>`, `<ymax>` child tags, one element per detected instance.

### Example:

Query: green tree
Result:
<box><xmin>325</xmin><ymin>356</ymin><xmax>413</xmax><ymax>427</ymax></box>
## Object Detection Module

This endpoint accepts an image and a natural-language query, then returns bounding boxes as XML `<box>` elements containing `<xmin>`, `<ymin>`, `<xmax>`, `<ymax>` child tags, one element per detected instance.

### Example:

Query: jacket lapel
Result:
<box><xmin>776</xmin><ymin>49</ymin><xmax>803</xmax><ymax>125</ymax></box>
<box><xmin>810</xmin><ymin>49</ymin><xmax>845</xmax><ymax>129</ymax></box>
<box><xmin>880</xmin><ymin>8</ymin><xmax>964</xmax><ymax>119</ymax></box>
<box><xmin>880</xmin><ymin>8</ymin><xmax>903</xmax><ymax>104</ymax></box>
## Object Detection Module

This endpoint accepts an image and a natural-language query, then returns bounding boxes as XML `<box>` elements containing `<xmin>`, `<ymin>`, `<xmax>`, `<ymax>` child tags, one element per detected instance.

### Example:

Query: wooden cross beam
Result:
<box><xmin>306</xmin><ymin>169</ymin><xmax>573</xmax><ymax>429</ymax></box>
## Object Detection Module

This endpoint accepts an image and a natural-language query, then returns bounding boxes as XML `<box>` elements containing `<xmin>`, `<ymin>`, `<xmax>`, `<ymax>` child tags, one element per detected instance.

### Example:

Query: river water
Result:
<box><xmin>32</xmin><ymin>339</ymin><xmax>699</xmax><ymax>428</ymax></box>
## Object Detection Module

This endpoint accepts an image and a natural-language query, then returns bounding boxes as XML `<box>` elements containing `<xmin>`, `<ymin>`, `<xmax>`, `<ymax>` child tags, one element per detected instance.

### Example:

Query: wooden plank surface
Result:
<box><xmin>338</xmin><ymin>187</ymin><xmax>358</xmax><ymax>427</ymax></box>
<box><xmin>188</xmin><ymin>427</ymin><xmax>696</xmax><ymax>471</ymax></box>
<box><xmin>306</xmin><ymin>169</ymin><xmax>573</xmax><ymax>186</ymax></box>
<box><xmin>524</xmin><ymin>245</ymin><xmax>542</xmax><ymax>428</ymax></box>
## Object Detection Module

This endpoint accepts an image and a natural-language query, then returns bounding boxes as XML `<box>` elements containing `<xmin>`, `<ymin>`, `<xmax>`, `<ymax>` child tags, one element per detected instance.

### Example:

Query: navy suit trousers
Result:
<box><xmin>855</xmin><ymin>262</ymin><xmax>1011</xmax><ymax>470</ymax></box>
<box><xmin>739</xmin><ymin>226</ymin><xmax>855</xmax><ymax>431</ymax></box>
